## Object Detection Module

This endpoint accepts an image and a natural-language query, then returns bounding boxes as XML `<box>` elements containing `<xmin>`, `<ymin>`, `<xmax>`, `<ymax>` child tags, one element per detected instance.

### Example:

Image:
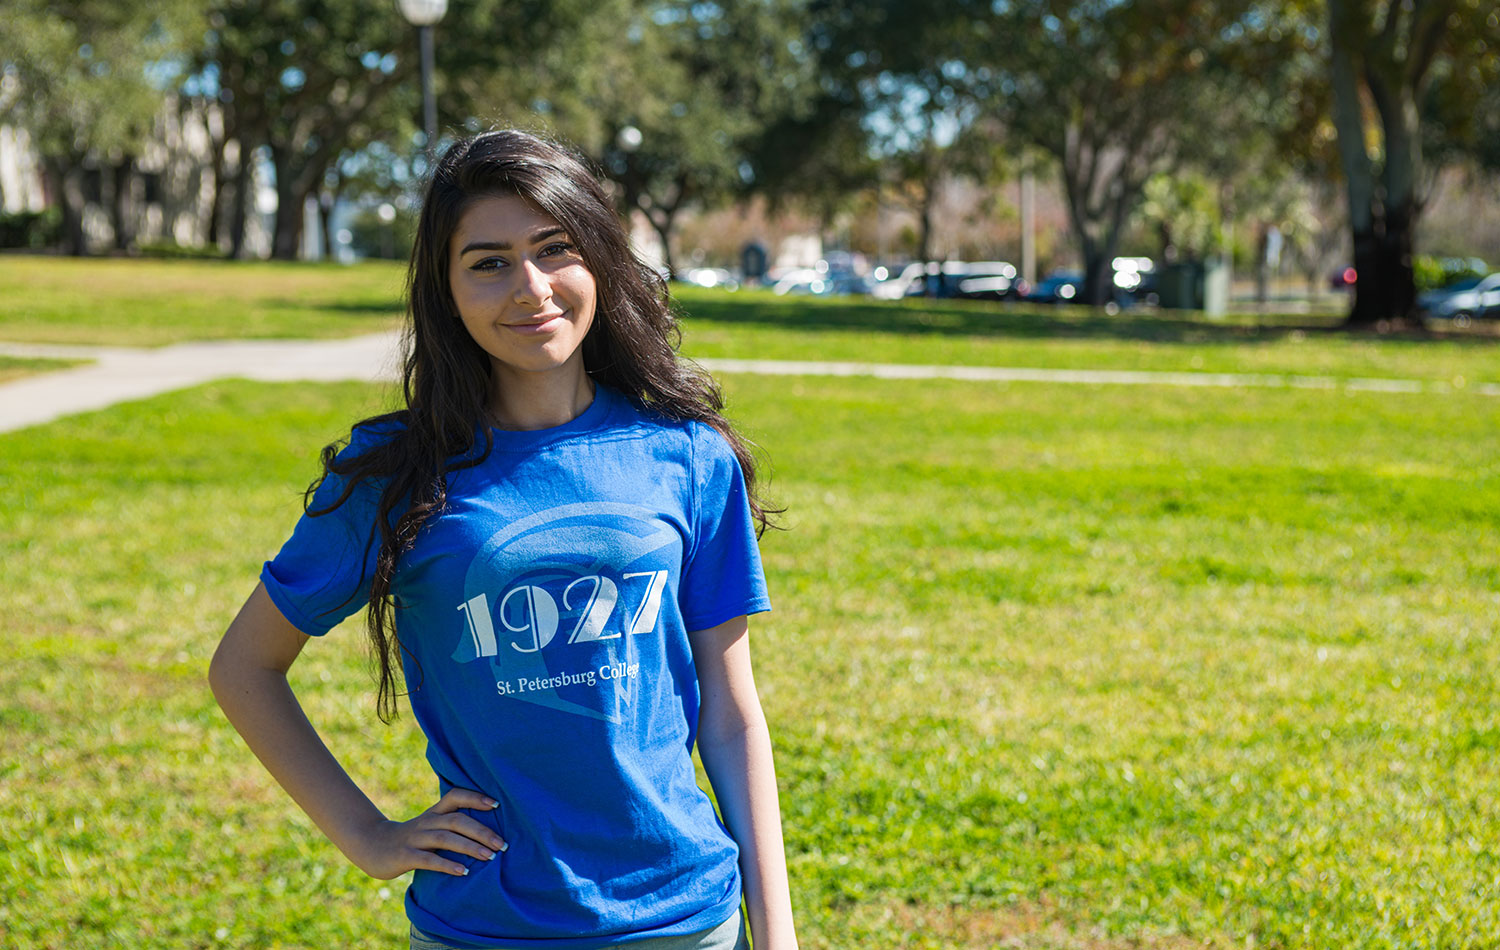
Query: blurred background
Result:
<box><xmin>2</xmin><ymin>0</ymin><xmax>1497</xmax><ymax>324</ymax></box>
<box><xmin>6</xmin><ymin>6</ymin><xmax>1500</xmax><ymax>948</ymax></box>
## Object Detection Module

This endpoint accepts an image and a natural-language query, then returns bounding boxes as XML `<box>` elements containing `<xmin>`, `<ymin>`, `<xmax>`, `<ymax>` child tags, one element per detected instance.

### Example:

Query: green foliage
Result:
<box><xmin>490</xmin><ymin>0</ymin><xmax>820</xmax><ymax>273</ymax></box>
<box><xmin>202</xmin><ymin>0</ymin><xmax>417</xmax><ymax>257</ymax></box>
<box><xmin>1138</xmin><ymin>173</ymin><xmax>1224</xmax><ymax>262</ymax></box>
<box><xmin>0</xmin><ymin>0</ymin><xmax>197</xmax><ymax>157</ymax></box>
<box><xmin>345</xmin><ymin>206</ymin><xmax>417</xmax><ymax>262</ymax></box>
<box><xmin>136</xmin><ymin>240</ymin><xmax>229</xmax><ymax>260</ymax></box>
<box><xmin>1413</xmin><ymin>255</ymin><xmax>1485</xmax><ymax>292</ymax></box>
<box><xmin>962</xmin><ymin>0</ymin><xmax>1315</xmax><ymax>304</ymax></box>
<box><xmin>0</xmin><ymin>208</ymin><xmax>61</xmax><ymax>249</ymax></box>
<box><xmin>1418</xmin><ymin>0</ymin><xmax>1500</xmax><ymax>173</ymax></box>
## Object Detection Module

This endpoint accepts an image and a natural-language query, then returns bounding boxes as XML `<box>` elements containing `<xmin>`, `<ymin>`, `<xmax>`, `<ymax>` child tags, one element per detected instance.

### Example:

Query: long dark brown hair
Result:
<box><xmin>307</xmin><ymin>129</ymin><xmax>776</xmax><ymax>722</ymax></box>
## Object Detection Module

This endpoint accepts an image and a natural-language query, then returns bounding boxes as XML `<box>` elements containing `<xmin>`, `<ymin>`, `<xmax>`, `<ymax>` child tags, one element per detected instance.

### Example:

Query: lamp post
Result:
<box><xmin>396</xmin><ymin>0</ymin><xmax>448</xmax><ymax>166</ymax></box>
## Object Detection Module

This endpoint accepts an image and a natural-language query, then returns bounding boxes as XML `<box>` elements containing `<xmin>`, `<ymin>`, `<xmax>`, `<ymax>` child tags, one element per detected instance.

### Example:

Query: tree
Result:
<box><xmin>1326</xmin><ymin>0</ymin><xmax>1500</xmax><ymax>325</ymax></box>
<box><xmin>474</xmin><ymin>0</ymin><xmax>817</xmax><ymax>277</ymax></box>
<box><xmin>960</xmin><ymin>0</ymin><xmax>1312</xmax><ymax>305</ymax></box>
<box><xmin>762</xmin><ymin>0</ymin><xmax>989</xmax><ymax>266</ymax></box>
<box><xmin>202</xmin><ymin>0</ymin><xmax>415</xmax><ymax>259</ymax></box>
<box><xmin>0</xmin><ymin>0</ymin><xmax>196</xmax><ymax>254</ymax></box>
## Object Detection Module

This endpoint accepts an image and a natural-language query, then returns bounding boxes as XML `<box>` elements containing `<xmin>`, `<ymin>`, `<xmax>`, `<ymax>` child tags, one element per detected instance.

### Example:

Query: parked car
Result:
<box><xmin>1024</xmin><ymin>270</ymin><xmax>1084</xmax><ymax>303</ymax></box>
<box><xmin>1417</xmin><ymin>272</ymin><xmax>1500</xmax><ymax>326</ymax></box>
<box><xmin>1112</xmin><ymin>256</ymin><xmax>1158</xmax><ymax>305</ymax></box>
<box><xmin>1023</xmin><ymin>259</ymin><xmax>1152</xmax><ymax>306</ymax></box>
<box><xmin>871</xmin><ymin>260</ymin><xmax>1024</xmax><ymax>300</ymax></box>
<box><xmin>770</xmin><ymin>265</ymin><xmax>871</xmax><ymax>297</ymax></box>
<box><xmin>949</xmin><ymin>261</ymin><xmax>1025</xmax><ymax>301</ymax></box>
<box><xmin>678</xmin><ymin>267</ymin><xmax>739</xmax><ymax>291</ymax></box>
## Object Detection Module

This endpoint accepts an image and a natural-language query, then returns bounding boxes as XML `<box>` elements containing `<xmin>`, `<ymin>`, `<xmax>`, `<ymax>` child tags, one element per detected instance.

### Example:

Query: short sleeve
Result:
<box><xmin>679</xmin><ymin>423</ymin><xmax>772</xmax><ymax>632</ymax></box>
<box><xmin>260</xmin><ymin>432</ymin><xmax>387</xmax><ymax>637</ymax></box>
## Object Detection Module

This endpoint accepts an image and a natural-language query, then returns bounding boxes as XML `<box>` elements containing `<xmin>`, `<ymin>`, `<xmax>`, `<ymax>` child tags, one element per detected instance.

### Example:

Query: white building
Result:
<box><xmin>0</xmin><ymin>93</ymin><xmax>275</xmax><ymax>256</ymax></box>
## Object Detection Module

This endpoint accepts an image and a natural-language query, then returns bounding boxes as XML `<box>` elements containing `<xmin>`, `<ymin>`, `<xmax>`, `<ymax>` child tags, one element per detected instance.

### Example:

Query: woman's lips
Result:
<box><xmin>505</xmin><ymin>313</ymin><xmax>566</xmax><ymax>334</ymax></box>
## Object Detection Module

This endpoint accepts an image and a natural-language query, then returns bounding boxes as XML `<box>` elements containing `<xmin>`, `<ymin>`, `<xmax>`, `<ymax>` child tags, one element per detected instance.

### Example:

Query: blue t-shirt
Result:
<box><xmin>261</xmin><ymin>385</ymin><xmax>771</xmax><ymax>948</ymax></box>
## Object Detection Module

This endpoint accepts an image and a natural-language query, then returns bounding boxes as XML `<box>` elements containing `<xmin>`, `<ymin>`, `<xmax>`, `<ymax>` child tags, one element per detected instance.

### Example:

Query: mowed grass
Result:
<box><xmin>670</xmin><ymin>287</ymin><xmax>1500</xmax><ymax>385</ymax></box>
<box><xmin>0</xmin><ymin>355</ymin><xmax>82</xmax><ymax>383</ymax></box>
<box><xmin>3</xmin><ymin>257</ymin><xmax>1498</xmax><ymax>386</ymax></box>
<box><xmin>3</xmin><ymin>370</ymin><xmax>1498</xmax><ymax>948</ymax></box>
<box><xmin>0</xmin><ymin>257</ymin><xmax>405</xmax><ymax>345</ymax></box>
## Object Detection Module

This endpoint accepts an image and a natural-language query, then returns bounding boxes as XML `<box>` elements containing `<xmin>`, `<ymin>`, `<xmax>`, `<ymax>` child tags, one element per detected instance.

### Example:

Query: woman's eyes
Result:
<box><xmin>469</xmin><ymin>242</ymin><xmax>576</xmax><ymax>272</ymax></box>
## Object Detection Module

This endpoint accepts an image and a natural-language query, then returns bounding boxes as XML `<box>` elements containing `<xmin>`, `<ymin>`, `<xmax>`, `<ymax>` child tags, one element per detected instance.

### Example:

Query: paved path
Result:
<box><xmin>1</xmin><ymin>331</ymin><xmax>1495</xmax><ymax>434</ymax></box>
<box><xmin>0</xmin><ymin>333</ymin><xmax>405</xmax><ymax>433</ymax></box>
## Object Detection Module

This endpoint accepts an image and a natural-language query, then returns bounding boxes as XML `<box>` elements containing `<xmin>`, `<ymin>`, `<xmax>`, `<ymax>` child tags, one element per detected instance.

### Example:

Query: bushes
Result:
<box><xmin>0</xmin><ymin>208</ymin><xmax>61</xmax><ymax>249</ymax></box>
<box><xmin>1414</xmin><ymin>254</ymin><xmax>1486</xmax><ymax>291</ymax></box>
<box><xmin>136</xmin><ymin>240</ymin><xmax>228</xmax><ymax>260</ymax></box>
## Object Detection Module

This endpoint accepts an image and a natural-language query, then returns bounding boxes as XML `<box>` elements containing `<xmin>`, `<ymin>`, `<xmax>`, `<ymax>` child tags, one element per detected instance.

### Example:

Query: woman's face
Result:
<box><xmin>447</xmin><ymin>193</ymin><xmax>597</xmax><ymax>385</ymax></box>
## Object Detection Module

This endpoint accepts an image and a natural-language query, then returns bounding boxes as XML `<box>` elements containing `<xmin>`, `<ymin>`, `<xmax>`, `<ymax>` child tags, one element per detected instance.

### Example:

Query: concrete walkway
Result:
<box><xmin>0</xmin><ymin>333</ymin><xmax>405</xmax><ymax>433</ymax></box>
<box><xmin>1</xmin><ymin>331</ymin><xmax>1495</xmax><ymax>434</ymax></box>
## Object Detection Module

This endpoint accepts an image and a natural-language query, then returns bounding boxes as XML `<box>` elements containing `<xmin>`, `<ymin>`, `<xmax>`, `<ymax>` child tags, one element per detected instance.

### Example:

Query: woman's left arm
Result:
<box><xmin>691</xmin><ymin>615</ymin><xmax>799</xmax><ymax>950</ymax></box>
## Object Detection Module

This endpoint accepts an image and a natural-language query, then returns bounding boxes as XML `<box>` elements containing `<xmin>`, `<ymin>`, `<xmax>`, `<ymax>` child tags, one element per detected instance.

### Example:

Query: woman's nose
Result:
<box><xmin>513</xmin><ymin>258</ymin><xmax>552</xmax><ymax>306</ymax></box>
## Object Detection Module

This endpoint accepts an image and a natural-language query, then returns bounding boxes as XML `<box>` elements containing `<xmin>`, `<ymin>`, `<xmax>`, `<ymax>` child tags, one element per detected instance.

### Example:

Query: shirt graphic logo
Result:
<box><xmin>453</xmin><ymin>502</ymin><xmax>678</xmax><ymax>722</ymax></box>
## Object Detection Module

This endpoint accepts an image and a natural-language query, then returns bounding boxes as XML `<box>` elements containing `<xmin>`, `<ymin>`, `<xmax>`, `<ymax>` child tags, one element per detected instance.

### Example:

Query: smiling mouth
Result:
<box><xmin>505</xmin><ymin>313</ymin><xmax>566</xmax><ymax>332</ymax></box>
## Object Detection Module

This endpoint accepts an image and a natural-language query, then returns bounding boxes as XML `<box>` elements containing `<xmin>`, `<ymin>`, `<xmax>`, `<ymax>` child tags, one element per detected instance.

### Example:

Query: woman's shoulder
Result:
<box><xmin>340</xmin><ymin>411</ymin><xmax>411</xmax><ymax>459</ymax></box>
<box><xmin>607</xmin><ymin>390</ymin><xmax>722</xmax><ymax>452</ymax></box>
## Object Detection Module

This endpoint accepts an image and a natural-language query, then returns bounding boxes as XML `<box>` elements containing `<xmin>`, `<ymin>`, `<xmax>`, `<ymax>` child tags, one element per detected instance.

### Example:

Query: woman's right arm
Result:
<box><xmin>208</xmin><ymin>582</ymin><xmax>506</xmax><ymax>878</ymax></box>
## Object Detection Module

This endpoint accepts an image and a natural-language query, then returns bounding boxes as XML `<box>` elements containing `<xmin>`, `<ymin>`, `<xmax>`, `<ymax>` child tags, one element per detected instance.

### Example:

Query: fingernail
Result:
<box><xmin>459</xmin><ymin>867</ymin><xmax>469</xmax><ymax>876</ymax></box>
<box><xmin>481</xmin><ymin>850</ymin><xmax>494</xmax><ymax>860</ymax></box>
<box><xmin>499</xmin><ymin>840</ymin><xmax>509</xmax><ymax>853</ymax></box>
<box><xmin>484</xmin><ymin>798</ymin><xmax>498</xmax><ymax>808</ymax></box>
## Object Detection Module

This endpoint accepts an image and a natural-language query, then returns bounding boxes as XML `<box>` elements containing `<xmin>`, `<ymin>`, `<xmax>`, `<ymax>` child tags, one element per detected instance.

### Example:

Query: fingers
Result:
<box><xmin>405</xmin><ymin>846</ymin><xmax>472</xmax><ymax>878</ymax></box>
<box><xmin>422</xmin><ymin>788</ymin><xmax>509</xmax><ymax>855</ymax></box>
<box><xmin>429</xmin><ymin>787</ymin><xmax>499</xmax><ymax>815</ymax></box>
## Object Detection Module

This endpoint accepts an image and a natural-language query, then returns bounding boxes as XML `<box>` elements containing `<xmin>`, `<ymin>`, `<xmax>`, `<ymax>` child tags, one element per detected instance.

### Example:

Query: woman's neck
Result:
<box><xmin>487</xmin><ymin>362</ymin><xmax>596</xmax><ymax>431</ymax></box>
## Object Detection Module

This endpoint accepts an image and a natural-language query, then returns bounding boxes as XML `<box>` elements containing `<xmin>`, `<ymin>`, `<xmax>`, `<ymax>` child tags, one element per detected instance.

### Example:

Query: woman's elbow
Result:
<box><xmin>699</xmin><ymin>699</ymin><xmax>767</xmax><ymax>751</ymax></box>
<box><xmin>206</xmin><ymin>636</ymin><xmax>238</xmax><ymax>703</ymax></box>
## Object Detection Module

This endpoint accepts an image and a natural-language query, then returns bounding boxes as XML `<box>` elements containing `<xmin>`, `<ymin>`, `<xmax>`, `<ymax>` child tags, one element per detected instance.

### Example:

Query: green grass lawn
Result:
<box><xmin>0</xmin><ymin>257</ymin><xmax>405</xmax><ymax>345</ymax></box>
<box><xmin>3</xmin><ymin>258</ymin><xmax>1497</xmax><ymax>386</ymax></box>
<box><xmin>0</xmin><ymin>355</ymin><xmax>83</xmax><ymax>383</ymax></box>
<box><xmin>3</xmin><ymin>366</ymin><xmax>1497</xmax><ymax>948</ymax></box>
<box><xmin>671</xmin><ymin>287</ymin><xmax>1500</xmax><ymax>385</ymax></box>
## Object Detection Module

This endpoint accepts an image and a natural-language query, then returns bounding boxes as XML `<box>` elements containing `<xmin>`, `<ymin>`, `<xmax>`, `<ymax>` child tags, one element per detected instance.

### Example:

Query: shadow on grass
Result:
<box><xmin>263</xmin><ymin>299</ymin><xmax>404</xmax><ymax>317</ymax></box>
<box><xmin>672</xmin><ymin>291</ymin><xmax>1499</xmax><ymax>348</ymax></box>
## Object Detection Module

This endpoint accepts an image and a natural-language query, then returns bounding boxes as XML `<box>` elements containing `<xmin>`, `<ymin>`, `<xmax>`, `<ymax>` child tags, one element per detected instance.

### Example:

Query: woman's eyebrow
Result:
<box><xmin>459</xmin><ymin>227</ymin><xmax>568</xmax><ymax>257</ymax></box>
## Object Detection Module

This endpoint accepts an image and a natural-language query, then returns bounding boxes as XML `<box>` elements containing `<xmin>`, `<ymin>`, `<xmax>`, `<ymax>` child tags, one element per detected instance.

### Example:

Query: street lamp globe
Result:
<box><xmin>397</xmin><ymin>0</ymin><xmax>447</xmax><ymax>26</ymax></box>
<box><xmin>616</xmin><ymin>125</ymin><xmax>643</xmax><ymax>153</ymax></box>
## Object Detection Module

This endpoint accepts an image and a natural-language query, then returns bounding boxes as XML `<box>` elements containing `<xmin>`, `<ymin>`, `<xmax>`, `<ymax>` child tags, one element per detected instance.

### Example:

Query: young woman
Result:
<box><xmin>209</xmin><ymin>130</ymin><xmax>798</xmax><ymax>950</ymax></box>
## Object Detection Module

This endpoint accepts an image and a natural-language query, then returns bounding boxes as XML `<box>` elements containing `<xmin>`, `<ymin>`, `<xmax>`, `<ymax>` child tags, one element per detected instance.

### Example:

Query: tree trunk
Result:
<box><xmin>320</xmin><ymin>193</ymin><xmax>338</xmax><ymax>263</ymax></box>
<box><xmin>1379</xmin><ymin>198</ymin><xmax>1416</xmax><ymax>318</ymax></box>
<box><xmin>112</xmin><ymin>157</ymin><xmax>136</xmax><ymax>252</ymax></box>
<box><xmin>917</xmin><ymin>175</ymin><xmax>934</xmax><ymax>295</ymax></box>
<box><xmin>320</xmin><ymin>166</ymin><xmax>344</xmax><ymax>263</ymax></box>
<box><xmin>228</xmin><ymin>144</ymin><xmax>253</xmax><ymax>259</ymax></box>
<box><xmin>1255</xmin><ymin>223</ymin><xmax>1270</xmax><ymax>304</ymax></box>
<box><xmin>271</xmin><ymin>148</ymin><xmax>305</xmax><ymax>260</ymax></box>
<box><xmin>1348</xmin><ymin>225</ymin><xmax>1383</xmax><ymax>324</ymax></box>
<box><xmin>206</xmin><ymin>136</ymin><xmax>229</xmax><ymax>248</ymax></box>
<box><xmin>1372</xmin><ymin>79</ymin><xmax>1422</xmax><ymax>321</ymax></box>
<box><xmin>1329</xmin><ymin>0</ymin><xmax>1382</xmax><ymax>326</ymax></box>
<box><xmin>1058</xmin><ymin>140</ymin><xmax>1131</xmax><ymax>308</ymax></box>
<box><xmin>646</xmin><ymin>206</ymin><xmax>678</xmax><ymax>279</ymax></box>
<box><xmin>42</xmin><ymin>156</ymin><xmax>88</xmax><ymax>256</ymax></box>
<box><xmin>1081</xmin><ymin>245</ymin><xmax>1113</xmax><ymax>308</ymax></box>
<box><xmin>1329</xmin><ymin>0</ymin><xmax>1442</xmax><ymax>327</ymax></box>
